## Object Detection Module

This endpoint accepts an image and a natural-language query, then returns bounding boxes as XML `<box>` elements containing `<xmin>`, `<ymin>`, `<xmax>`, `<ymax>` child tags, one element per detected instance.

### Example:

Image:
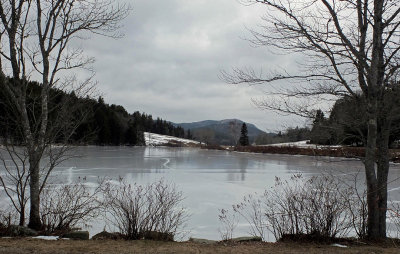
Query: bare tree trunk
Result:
<box><xmin>365</xmin><ymin>97</ymin><xmax>379</xmax><ymax>239</ymax></box>
<box><xmin>376</xmin><ymin>114</ymin><xmax>390</xmax><ymax>238</ymax></box>
<box><xmin>28</xmin><ymin>152</ymin><xmax>41</xmax><ymax>230</ymax></box>
<box><xmin>365</xmin><ymin>96</ymin><xmax>390</xmax><ymax>239</ymax></box>
<box><xmin>19</xmin><ymin>208</ymin><xmax>25</xmax><ymax>226</ymax></box>
<box><xmin>366</xmin><ymin>0</ymin><xmax>385</xmax><ymax>238</ymax></box>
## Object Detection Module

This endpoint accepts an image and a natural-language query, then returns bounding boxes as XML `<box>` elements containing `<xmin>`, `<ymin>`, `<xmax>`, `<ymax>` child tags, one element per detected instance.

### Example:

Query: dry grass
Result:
<box><xmin>0</xmin><ymin>239</ymin><xmax>399</xmax><ymax>254</ymax></box>
<box><xmin>235</xmin><ymin>146</ymin><xmax>400</xmax><ymax>162</ymax></box>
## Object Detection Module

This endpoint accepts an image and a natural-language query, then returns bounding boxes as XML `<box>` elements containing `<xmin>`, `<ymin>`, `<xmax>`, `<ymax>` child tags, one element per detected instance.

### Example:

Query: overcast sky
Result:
<box><xmin>82</xmin><ymin>0</ymin><xmax>304</xmax><ymax>132</ymax></box>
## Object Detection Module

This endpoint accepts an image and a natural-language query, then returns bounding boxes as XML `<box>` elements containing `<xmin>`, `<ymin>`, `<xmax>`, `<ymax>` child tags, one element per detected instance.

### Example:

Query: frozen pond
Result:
<box><xmin>2</xmin><ymin>146</ymin><xmax>400</xmax><ymax>240</ymax></box>
<box><xmin>47</xmin><ymin>146</ymin><xmax>400</xmax><ymax>240</ymax></box>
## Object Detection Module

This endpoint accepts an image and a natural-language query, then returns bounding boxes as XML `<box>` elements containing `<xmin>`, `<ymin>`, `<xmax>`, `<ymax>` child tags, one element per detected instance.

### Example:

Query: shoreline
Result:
<box><xmin>232</xmin><ymin>145</ymin><xmax>400</xmax><ymax>163</ymax></box>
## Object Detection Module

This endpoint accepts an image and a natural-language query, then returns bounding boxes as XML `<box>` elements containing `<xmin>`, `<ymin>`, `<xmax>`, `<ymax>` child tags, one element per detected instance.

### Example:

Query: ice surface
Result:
<box><xmin>1</xmin><ymin>146</ymin><xmax>400</xmax><ymax>241</ymax></box>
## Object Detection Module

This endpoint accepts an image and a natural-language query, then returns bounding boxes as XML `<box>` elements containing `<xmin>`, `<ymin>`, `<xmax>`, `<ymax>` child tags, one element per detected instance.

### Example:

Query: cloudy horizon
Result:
<box><xmin>81</xmin><ymin>0</ymin><xmax>306</xmax><ymax>132</ymax></box>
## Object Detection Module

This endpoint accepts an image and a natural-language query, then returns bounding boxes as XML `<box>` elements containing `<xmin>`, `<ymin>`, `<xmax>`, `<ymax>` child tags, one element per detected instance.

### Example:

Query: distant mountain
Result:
<box><xmin>177</xmin><ymin>120</ymin><xmax>219</xmax><ymax>130</ymax></box>
<box><xmin>175</xmin><ymin>119</ymin><xmax>266</xmax><ymax>145</ymax></box>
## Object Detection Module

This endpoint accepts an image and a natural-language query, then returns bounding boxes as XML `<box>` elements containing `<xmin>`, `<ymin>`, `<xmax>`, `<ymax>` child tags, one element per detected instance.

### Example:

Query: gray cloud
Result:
<box><xmin>80</xmin><ymin>0</ymin><xmax>304</xmax><ymax>131</ymax></box>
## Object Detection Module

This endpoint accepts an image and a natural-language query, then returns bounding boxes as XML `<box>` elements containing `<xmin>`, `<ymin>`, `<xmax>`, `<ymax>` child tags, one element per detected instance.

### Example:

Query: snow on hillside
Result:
<box><xmin>144</xmin><ymin>132</ymin><xmax>200</xmax><ymax>146</ymax></box>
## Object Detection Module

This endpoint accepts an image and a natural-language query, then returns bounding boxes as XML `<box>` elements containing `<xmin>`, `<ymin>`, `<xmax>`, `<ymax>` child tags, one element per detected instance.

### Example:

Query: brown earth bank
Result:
<box><xmin>0</xmin><ymin>239</ymin><xmax>399</xmax><ymax>254</ymax></box>
<box><xmin>234</xmin><ymin>145</ymin><xmax>400</xmax><ymax>162</ymax></box>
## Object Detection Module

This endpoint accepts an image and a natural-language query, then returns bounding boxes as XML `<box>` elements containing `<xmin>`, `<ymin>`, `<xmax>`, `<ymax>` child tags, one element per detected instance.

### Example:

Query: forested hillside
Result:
<box><xmin>0</xmin><ymin>80</ymin><xmax>185</xmax><ymax>146</ymax></box>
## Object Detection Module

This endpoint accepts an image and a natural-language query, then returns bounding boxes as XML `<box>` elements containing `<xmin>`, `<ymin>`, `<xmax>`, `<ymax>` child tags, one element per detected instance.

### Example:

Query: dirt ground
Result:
<box><xmin>0</xmin><ymin>239</ymin><xmax>399</xmax><ymax>254</ymax></box>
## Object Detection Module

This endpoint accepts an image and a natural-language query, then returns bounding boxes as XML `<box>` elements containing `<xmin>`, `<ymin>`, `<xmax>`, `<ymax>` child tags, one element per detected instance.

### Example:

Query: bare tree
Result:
<box><xmin>222</xmin><ymin>0</ymin><xmax>400</xmax><ymax>239</ymax></box>
<box><xmin>0</xmin><ymin>0</ymin><xmax>129</xmax><ymax>230</ymax></box>
<box><xmin>0</xmin><ymin>80</ymin><xmax>94</xmax><ymax>227</ymax></box>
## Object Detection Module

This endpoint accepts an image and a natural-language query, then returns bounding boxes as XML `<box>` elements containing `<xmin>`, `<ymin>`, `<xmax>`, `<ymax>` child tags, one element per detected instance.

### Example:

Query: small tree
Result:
<box><xmin>239</xmin><ymin>123</ymin><xmax>250</xmax><ymax>146</ymax></box>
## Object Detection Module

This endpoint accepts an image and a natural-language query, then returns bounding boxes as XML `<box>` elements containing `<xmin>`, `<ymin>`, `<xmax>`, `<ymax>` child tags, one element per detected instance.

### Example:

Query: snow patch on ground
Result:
<box><xmin>263</xmin><ymin>140</ymin><xmax>343</xmax><ymax>149</ymax></box>
<box><xmin>331</xmin><ymin>244</ymin><xmax>348</xmax><ymax>248</ymax></box>
<box><xmin>265</xmin><ymin>140</ymin><xmax>312</xmax><ymax>148</ymax></box>
<box><xmin>32</xmin><ymin>236</ymin><xmax>69</xmax><ymax>240</ymax></box>
<box><xmin>144</xmin><ymin>132</ymin><xmax>200</xmax><ymax>146</ymax></box>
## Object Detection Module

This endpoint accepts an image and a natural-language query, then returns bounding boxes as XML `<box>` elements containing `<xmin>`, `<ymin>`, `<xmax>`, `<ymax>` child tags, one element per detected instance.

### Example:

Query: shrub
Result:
<box><xmin>103</xmin><ymin>179</ymin><xmax>187</xmax><ymax>240</ymax></box>
<box><xmin>40</xmin><ymin>178</ymin><xmax>103</xmax><ymax>234</ymax></box>
<box><xmin>340</xmin><ymin>171</ymin><xmax>368</xmax><ymax>239</ymax></box>
<box><xmin>218</xmin><ymin>208</ymin><xmax>238</xmax><ymax>241</ymax></box>
<box><xmin>220</xmin><ymin>174</ymin><xmax>360</xmax><ymax>241</ymax></box>
<box><xmin>264</xmin><ymin>174</ymin><xmax>352</xmax><ymax>240</ymax></box>
<box><xmin>0</xmin><ymin>207</ymin><xmax>18</xmax><ymax>236</ymax></box>
<box><xmin>388</xmin><ymin>202</ymin><xmax>400</xmax><ymax>238</ymax></box>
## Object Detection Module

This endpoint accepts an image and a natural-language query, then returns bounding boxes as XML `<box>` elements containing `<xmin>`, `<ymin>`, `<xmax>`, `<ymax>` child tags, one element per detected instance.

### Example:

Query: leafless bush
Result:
<box><xmin>40</xmin><ymin>178</ymin><xmax>103</xmax><ymax>234</ymax></box>
<box><xmin>268</xmin><ymin>174</ymin><xmax>352</xmax><ymax>240</ymax></box>
<box><xmin>0</xmin><ymin>146</ymin><xmax>30</xmax><ymax>226</ymax></box>
<box><xmin>387</xmin><ymin>202</ymin><xmax>400</xmax><ymax>238</ymax></box>
<box><xmin>230</xmin><ymin>193</ymin><xmax>267</xmax><ymax>239</ymax></box>
<box><xmin>0</xmin><ymin>206</ymin><xmax>18</xmax><ymax>230</ymax></box>
<box><xmin>340</xmin><ymin>170</ymin><xmax>368</xmax><ymax>239</ymax></box>
<box><xmin>221</xmin><ymin>174</ymin><xmax>356</xmax><ymax>241</ymax></box>
<box><xmin>103</xmin><ymin>178</ymin><xmax>187</xmax><ymax>240</ymax></box>
<box><xmin>218</xmin><ymin>208</ymin><xmax>238</xmax><ymax>241</ymax></box>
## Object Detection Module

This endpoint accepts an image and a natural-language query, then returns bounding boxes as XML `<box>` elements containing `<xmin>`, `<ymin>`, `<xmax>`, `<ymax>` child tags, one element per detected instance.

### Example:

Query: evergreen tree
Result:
<box><xmin>238</xmin><ymin>123</ymin><xmax>249</xmax><ymax>146</ymax></box>
<box><xmin>125</xmin><ymin>121</ymin><xmax>145</xmax><ymax>146</ymax></box>
<box><xmin>313</xmin><ymin>109</ymin><xmax>325</xmax><ymax>125</ymax></box>
<box><xmin>310</xmin><ymin>109</ymin><xmax>331</xmax><ymax>145</ymax></box>
<box><xmin>186</xmin><ymin>129</ymin><xmax>193</xmax><ymax>139</ymax></box>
